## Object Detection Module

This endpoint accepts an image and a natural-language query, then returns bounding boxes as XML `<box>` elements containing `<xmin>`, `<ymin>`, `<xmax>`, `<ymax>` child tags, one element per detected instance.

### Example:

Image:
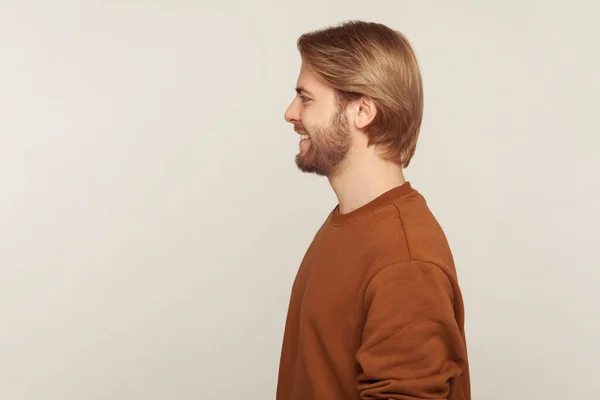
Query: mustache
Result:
<box><xmin>294</xmin><ymin>126</ymin><xmax>308</xmax><ymax>134</ymax></box>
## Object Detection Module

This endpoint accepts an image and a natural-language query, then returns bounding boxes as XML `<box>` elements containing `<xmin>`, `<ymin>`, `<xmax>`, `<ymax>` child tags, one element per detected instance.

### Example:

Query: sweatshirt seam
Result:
<box><xmin>361</xmin><ymin>258</ymin><xmax>450</xmax><ymax>310</ymax></box>
<box><xmin>392</xmin><ymin>201</ymin><xmax>412</xmax><ymax>261</ymax></box>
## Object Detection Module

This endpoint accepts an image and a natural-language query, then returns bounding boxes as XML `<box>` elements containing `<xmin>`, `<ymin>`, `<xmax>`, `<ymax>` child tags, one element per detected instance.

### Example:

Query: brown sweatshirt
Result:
<box><xmin>276</xmin><ymin>182</ymin><xmax>470</xmax><ymax>400</ymax></box>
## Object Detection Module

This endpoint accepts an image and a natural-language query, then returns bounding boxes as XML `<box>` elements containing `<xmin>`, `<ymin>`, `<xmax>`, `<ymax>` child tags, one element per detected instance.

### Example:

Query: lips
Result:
<box><xmin>295</xmin><ymin>126</ymin><xmax>310</xmax><ymax>140</ymax></box>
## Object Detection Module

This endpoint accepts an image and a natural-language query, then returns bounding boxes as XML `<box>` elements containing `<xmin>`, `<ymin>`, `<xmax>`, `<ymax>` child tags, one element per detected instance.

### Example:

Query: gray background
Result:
<box><xmin>1</xmin><ymin>1</ymin><xmax>598</xmax><ymax>399</ymax></box>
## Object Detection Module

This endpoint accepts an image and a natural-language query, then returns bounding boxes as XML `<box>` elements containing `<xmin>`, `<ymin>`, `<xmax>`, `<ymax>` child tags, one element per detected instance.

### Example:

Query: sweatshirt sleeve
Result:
<box><xmin>356</xmin><ymin>260</ymin><xmax>468</xmax><ymax>399</ymax></box>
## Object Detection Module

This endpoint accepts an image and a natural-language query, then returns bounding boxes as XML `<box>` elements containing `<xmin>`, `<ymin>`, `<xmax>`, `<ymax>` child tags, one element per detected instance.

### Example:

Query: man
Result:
<box><xmin>277</xmin><ymin>21</ymin><xmax>470</xmax><ymax>399</ymax></box>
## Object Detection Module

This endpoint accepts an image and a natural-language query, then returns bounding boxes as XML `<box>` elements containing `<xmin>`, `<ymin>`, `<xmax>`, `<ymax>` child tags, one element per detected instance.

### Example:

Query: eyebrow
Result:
<box><xmin>295</xmin><ymin>86</ymin><xmax>313</xmax><ymax>96</ymax></box>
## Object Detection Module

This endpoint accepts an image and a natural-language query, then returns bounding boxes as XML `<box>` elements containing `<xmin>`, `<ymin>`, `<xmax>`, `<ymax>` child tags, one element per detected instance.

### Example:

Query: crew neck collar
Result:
<box><xmin>330</xmin><ymin>181</ymin><xmax>414</xmax><ymax>226</ymax></box>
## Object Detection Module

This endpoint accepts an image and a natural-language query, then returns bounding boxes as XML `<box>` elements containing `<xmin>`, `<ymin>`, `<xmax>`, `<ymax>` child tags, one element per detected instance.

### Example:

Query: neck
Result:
<box><xmin>328</xmin><ymin>152</ymin><xmax>407</xmax><ymax>214</ymax></box>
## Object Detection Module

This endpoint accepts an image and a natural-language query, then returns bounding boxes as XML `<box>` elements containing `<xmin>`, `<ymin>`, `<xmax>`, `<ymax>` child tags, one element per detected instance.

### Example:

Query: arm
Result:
<box><xmin>356</xmin><ymin>260</ymin><xmax>468</xmax><ymax>399</ymax></box>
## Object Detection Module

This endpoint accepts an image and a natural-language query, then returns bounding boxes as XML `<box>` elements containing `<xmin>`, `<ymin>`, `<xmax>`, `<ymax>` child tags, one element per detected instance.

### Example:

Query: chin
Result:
<box><xmin>295</xmin><ymin>157</ymin><xmax>332</xmax><ymax>177</ymax></box>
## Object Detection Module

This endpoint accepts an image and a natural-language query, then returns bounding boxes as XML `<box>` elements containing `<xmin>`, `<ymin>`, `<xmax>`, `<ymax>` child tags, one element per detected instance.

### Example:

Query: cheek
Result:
<box><xmin>301</xmin><ymin>113</ymin><xmax>328</xmax><ymax>134</ymax></box>
<box><xmin>299</xmin><ymin>115</ymin><xmax>316</xmax><ymax>133</ymax></box>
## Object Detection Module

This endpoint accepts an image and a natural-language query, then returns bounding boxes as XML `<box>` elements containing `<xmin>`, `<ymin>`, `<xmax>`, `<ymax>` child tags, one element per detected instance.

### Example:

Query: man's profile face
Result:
<box><xmin>284</xmin><ymin>62</ymin><xmax>352</xmax><ymax>177</ymax></box>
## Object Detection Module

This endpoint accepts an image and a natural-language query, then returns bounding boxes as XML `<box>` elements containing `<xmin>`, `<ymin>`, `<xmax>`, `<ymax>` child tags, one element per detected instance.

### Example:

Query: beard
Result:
<box><xmin>295</xmin><ymin>109</ymin><xmax>352</xmax><ymax>177</ymax></box>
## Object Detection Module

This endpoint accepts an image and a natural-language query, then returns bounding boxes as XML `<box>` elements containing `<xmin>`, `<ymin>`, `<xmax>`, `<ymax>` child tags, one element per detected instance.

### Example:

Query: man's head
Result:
<box><xmin>284</xmin><ymin>21</ymin><xmax>423</xmax><ymax>177</ymax></box>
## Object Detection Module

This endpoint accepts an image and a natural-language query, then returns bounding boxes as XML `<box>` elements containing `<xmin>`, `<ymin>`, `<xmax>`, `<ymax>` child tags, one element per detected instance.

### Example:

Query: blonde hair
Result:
<box><xmin>297</xmin><ymin>21</ymin><xmax>424</xmax><ymax>168</ymax></box>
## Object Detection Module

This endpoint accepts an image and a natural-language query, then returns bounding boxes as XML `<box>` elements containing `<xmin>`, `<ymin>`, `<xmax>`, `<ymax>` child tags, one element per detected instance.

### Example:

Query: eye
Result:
<box><xmin>299</xmin><ymin>95</ymin><xmax>311</xmax><ymax>104</ymax></box>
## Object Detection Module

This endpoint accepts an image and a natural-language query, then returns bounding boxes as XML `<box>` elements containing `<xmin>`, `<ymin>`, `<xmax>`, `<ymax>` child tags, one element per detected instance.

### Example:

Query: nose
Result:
<box><xmin>284</xmin><ymin>98</ymin><xmax>301</xmax><ymax>125</ymax></box>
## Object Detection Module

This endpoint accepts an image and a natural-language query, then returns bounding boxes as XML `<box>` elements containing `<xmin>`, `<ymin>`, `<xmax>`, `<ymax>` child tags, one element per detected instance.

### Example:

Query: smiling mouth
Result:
<box><xmin>299</xmin><ymin>134</ymin><xmax>310</xmax><ymax>140</ymax></box>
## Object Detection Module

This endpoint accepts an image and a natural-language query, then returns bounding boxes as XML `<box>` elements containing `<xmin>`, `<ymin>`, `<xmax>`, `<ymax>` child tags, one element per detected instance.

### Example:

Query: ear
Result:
<box><xmin>353</xmin><ymin>96</ymin><xmax>377</xmax><ymax>130</ymax></box>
